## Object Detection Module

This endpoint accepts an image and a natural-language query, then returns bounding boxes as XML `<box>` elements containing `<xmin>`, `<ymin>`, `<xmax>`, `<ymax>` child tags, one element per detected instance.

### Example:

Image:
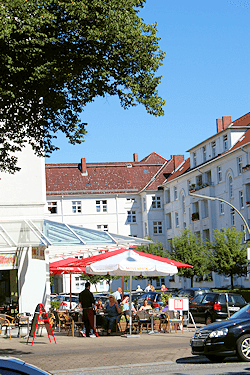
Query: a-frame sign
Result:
<box><xmin>27</xmin><ymin>303</ymin><xmax>57</xmax><ymax>346</ymax></box>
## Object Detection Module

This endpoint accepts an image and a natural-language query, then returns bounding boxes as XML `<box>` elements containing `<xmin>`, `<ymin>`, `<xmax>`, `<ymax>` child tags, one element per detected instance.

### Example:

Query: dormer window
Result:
<box><xmin>211</xmin><ymin>141</ymin><xmax>216</xmax><ymax>157</ymax></box>
<box><xmin>193</xmin><ymin>152</ymin><xmax>197</xmax><ymax>167</ymax></box>
<box><xmin>223</xmin><ymin>135</ymin><xmax>228</xmax><ymax>151</ymax></box>
<box><xmin>202</xmin><ymin>146</ymin><xmax>206</xmax><ymax>162</ymax></box>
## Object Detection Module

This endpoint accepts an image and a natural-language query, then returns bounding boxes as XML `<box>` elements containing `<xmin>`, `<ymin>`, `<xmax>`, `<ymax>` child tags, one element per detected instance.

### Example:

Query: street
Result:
<box><xmin>1</xmin><ymin>327</ymin><xmax>250</xmax><ymax>374</ymax></box>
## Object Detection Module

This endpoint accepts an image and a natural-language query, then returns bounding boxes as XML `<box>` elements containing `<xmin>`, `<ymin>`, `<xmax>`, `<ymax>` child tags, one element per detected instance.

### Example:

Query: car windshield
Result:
<box><xmin>229</xmin><ymin>304</ymin><xmax>250</xmax><ymax>320</ymax></box>
<box><xmin>228</xmin><ymin>294</ymin><xmax>246</xmax><ymax>304</ymax></box>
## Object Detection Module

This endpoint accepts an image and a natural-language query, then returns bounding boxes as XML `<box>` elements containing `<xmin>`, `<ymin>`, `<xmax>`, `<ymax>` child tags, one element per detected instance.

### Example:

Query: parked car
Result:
<box><xmin>191</xmin><ymin>304</ymin><xmax>250</xmax><ymax>362</ymax></box>
<box><xmin>178</xmin><ymin>287</ymin><xmax>212</xmax><ymax>301</ymax></box>
<box><xmin>134</xmin><ymin>291</ymin><xmax>169</xmax><ymax>309</ymax></box>
<box><xmin>93</xmin><ymin>293</ymin><xmax>109</xmax><ymax>307</ymax></box>
<box><xmin>52</xmin><ymin>295</ymin><xmax>79</xmax><ymax>310</ymax></box>
<box><xmin>189</xmin><ymin>292</ymin><xmax>247</xmax><ymax>324</ymax></box>
<box><xmin>0</xmin><ymin>356</ymin><xmax>52</xmax><ymax>374</ymax></box>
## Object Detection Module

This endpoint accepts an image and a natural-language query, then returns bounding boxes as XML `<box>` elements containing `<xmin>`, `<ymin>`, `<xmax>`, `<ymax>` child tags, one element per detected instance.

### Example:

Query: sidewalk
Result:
<box><xmin>0</xmin><ymin>326</ymin><xmax>198</xmax><ymax>373</ymax></box>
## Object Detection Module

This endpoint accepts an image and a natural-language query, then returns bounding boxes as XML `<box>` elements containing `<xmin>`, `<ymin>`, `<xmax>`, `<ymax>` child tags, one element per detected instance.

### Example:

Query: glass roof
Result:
<box><xmin>0</xmin><ymin>219</ymin><xmax>152</xmax><ymax>249</ymax></box>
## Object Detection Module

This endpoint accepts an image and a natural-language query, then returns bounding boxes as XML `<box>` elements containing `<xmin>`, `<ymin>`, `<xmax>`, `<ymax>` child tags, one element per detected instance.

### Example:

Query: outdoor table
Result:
<box><xmin>148</xmin><ymin>310</ymin><xmax>161</xmax><ymax>335</ymax></box>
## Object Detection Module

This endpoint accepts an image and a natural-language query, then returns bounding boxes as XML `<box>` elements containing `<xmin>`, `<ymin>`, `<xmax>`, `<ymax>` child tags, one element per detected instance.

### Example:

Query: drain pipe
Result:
<box><xmin>241</xmin><ymin>146</ymin><xmax>249</xmax><ymax>165</ymax></box>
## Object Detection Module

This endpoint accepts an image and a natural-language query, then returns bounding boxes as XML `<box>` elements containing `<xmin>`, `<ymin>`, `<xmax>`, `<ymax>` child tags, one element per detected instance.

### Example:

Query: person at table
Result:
<box><xmin>79</xmin><ymin>282</ymin><xmax>95</xmax><ymax>337</ymax></box>
<box><xmin>95</xmin><ymin>299</ymin><xmax>105</xmax><ymax>312</ymax></box>
<box><xmin>121</xmin><ymin>296</ymin><xmax>136</xmax><ymax>313</ymax></box>
<box><xmin>139</xmin><ymin>299</ymin><xmax>152</xmax><ymax>311</ymax></box>
<box><xmin>104</xmin><ymin>295</ymin><xmax>121</xmax><ymax>335</ymax></box>
<box><xmin>112</xmin><ymin>287</ymin><xmax>122</xmax><ymax>303</ymax></box>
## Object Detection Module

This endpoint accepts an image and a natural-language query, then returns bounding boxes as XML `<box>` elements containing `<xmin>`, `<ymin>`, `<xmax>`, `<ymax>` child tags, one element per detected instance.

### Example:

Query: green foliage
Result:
<box><xmin>166</xmin><ymin>228</ymin><xmax>209</xmax><ymax>287</ymax></box>
<box><xmin>160</xmin><ymin>293</ymin><xmax>171</xmax><ymax>305</ymax></box>
<box><xmin>51</xmin><ymin>300</ymin><xmax>60</xmax><ymax>310</ymax></box>
<box><xmin>136</xmin><ymin>241</ymin><xmax>168</xmax><ymax>281</ymax></box>
<box><xmin>209</xmin><ymin>227</ymin><xmax>247</xmax><ymax>288</ymax></box>
<box><xmin>0</xmin><ymin>0</ymin><xmax>165</xmax><ymax>173</ymax></box>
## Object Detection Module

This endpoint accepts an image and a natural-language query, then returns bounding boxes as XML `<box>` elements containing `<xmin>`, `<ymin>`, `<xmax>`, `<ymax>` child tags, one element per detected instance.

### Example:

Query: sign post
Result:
<box><xmin>27</xmin><ymin>303</ymin><xmax>57</xmax><ymax>346</ymax></box>
<box><xmin>168</xmin><ymin>297</ymin><xmax>196</xmax><ymax>329</ymax></box>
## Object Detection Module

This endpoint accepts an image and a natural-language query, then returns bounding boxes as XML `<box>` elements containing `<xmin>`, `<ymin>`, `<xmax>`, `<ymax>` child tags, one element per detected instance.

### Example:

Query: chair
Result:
<box><xmin>137</xmin><ymin>311</ymin><xmax>151</xmax><ymax>333</ymax></box>
<box><xmin>166</xmin><ymin>311</ymin><xmax>183</xmax><ymax>333</ymax></box>
<box><xmin>17</xmin><ymin>315</ymin><xmax>30</xmax><ymax>338</ymax></box>
<box><xmin>0</xmin><ymin>314</ymin><xmax>17</xmax><ymax>339</ymax></box>
<box><xmin>56</xmin><ymin>311</ymin><xmax>75</xmax><ymax>337</ymax></box>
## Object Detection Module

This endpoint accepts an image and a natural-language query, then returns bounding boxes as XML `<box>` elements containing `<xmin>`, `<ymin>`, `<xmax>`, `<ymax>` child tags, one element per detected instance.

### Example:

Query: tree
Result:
<box><xmin>80</xmin><ymin>273</ymin><xmax>118</xmax><ymax>292</ymax></box>
<box><xmin>0</xmin><ymin>0</ymin><xmax>165</xmax><ymax>173</ymax></box>
<box><xmin>166</xmin><ymin>229</ymin><xmax>210</xmax><ymax>287</ymax></box>
<box><xmin>209</xmin><ymin>227</ymin><xmax>247</xmax><ymax>289</ymax></box>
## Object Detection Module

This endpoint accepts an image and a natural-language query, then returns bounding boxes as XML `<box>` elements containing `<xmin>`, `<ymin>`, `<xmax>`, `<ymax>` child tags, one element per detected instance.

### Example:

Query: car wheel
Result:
<box><xmin>205</xmin><ymin>355</ymin><xmax>224</xmax><ymax>362</ymax></box>
<box><xmin>205</xmin><ymin>314</ymin><xmax>212</xmax><ymax>325</ymax></box>
<box><xmin>237</xmin><ymin>335</ymin><xmax>250</xmax><ymax>361</ymax></box>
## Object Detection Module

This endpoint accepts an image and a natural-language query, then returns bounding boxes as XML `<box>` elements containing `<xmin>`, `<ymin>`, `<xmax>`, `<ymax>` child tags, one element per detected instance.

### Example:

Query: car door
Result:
<box><xmin>196</xmin><ymin>293</ymin><xmax>216</xmax><ymax>321</ymax></box>
<box><xmin>189</xmin><ymin>294</ymin><xmax>205</xmax><ymax>322</ymax></box>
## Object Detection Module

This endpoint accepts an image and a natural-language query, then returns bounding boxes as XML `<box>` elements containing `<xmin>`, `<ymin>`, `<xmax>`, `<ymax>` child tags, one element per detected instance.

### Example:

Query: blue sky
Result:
<box><xmin>46</xmin><ymin>0</ymin><xmax>250</xmax><ymax>165</ymax></box>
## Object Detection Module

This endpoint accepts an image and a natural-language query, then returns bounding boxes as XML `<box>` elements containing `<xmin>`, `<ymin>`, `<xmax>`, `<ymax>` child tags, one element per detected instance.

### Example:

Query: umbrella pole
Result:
<box><xmin>70</xmin><ymin>273</ymin><xmax>72</xmax><ymax>310</ymax></box>
<box><xmin>129</xmin><ymin>275</ymin><xmax>132</xmax><ymax>336</ymax></box>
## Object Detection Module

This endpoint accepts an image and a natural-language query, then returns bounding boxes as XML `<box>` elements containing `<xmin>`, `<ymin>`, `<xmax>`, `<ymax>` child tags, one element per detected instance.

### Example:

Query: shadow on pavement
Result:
<box><xmin>0</xmin><ymin>349</ymin><xmax>32</xmax><ymax>356</ymax></box>
<box><xmin>176</xmin><ymin>355</ymin><xmax>240</xmax><ymax>364</ymax></box>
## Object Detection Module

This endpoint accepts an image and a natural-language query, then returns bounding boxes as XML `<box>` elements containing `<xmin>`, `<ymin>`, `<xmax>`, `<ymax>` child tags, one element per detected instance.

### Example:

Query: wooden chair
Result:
<box><xmin>0</xmin><ymin>314</ymin><xmax>16</xmax><ymax>339</ymax></box>
<box><xmin>166</xmin><ymin>311</ymin><xmax>183</xmax><ymax>333</ymax></box>
<box><xmin>137</xmin><ymin>311</ymin><xmax>151</xmax><ymax>333</ymax></box>
<box><xmin>56</xmin><ymin>311</ymin><xmax>75</xmax><ymax>337</ymax></box>
<box><xmin>17</xmin><ymin>315</ymin><xmax>30</xmax><ymax>338</ymax></box>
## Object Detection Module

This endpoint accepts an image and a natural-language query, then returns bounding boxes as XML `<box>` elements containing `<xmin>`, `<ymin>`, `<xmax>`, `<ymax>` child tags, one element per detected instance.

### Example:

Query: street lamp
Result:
<box><xmin>189</xmin><ymin>191</ymin><xmax>250</xmax><ymax>236</ymax></box>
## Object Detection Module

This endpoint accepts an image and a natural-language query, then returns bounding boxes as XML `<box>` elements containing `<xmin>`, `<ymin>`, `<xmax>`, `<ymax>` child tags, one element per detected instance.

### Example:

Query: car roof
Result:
<box><xmin>0</xmin><ymin>357</ymin><xmax>51</xmax><ymax>374</ymax></box>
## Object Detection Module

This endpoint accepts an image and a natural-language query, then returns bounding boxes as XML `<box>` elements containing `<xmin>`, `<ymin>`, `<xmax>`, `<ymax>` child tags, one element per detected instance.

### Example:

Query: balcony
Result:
<box><xmin>191</xmin><ymin>212</ymin><xmax>199</xmax><ymax>221</ymax></box>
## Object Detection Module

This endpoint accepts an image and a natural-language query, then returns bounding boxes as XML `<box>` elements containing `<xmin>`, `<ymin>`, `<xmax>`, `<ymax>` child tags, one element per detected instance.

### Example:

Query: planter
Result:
<box><xmin>243</xmin><ymin>165</ymin><xmax>250</xmax><ymax>171</ymax></box>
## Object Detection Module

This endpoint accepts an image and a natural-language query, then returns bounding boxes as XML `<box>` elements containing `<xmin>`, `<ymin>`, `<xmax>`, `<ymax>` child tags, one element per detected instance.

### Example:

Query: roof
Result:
<box><xmin>163</xmin><ymin>158</ymin><xmax>190</xmax><ymax>184</ymax></box>
<box><xmin>46</xmin><ymin>153</ymin><xmax>182</xmax><ymax>196</ymax></box>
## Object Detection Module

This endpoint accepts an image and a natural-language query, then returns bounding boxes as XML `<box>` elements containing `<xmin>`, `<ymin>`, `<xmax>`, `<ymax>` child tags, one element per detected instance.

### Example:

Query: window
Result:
<box><xmin>223</xmin><ymin>135</ymin><xmax>228</xmax><ymax>151</ymax></box>
<box><xmin>48</xmin><ymin>201</ymin><xmax>57</xmax><ymax>214</ymax></box>
<box><xmin>217</xmin><ymin>166</ymin><xmax>222</xmax><ymax>183</ymax></box>
<box><xmin>219</xmin><ymin>201</ymin><xmax>224</xmax><ymax>215</ymax></box>
<box><xmin>127</xmin><ymin>210</ymin><xmax>136</xmax><ymax>223</ymax></box>
<box><xmin>143</xmin><ymin>197</ymin><xmax>147</xmax><ymax>211</ymax></box>
<box><xmin>193</xmin><ymin>152</ymin><xmax>197</xmax><ymax>167</ymax></box>
<box><xmin>202</xmin><ymin>146</ymin><xmax>206</xmax><ymax>162</ymax></box>
<box><xmin>144</xmin><ymin>222</ymin><xmax>148</xmax><ymax>236</ymax></box>
<box><xmin>239</xmin><ymin>191</ymin><xmax>244</xmax><ymax>209</ymax></box>
<box><xmin>196</xmin><ymin>175</ymin><xmax>202</xmax><ymax>187</ymax></box>
<box><xmin>205</xmin><ymin>170</ymin><xmax>212</xmax><ymax>185</ymax></box>
<box><xmin>203</xmin><ymin>200</ymin><xmax>209</xmax><ymax>218</ymax></box>
<box><xmin>97</xmin><ymin>224</ymin><xmax>108</xmax><ymax>232</ymax></box>
<box><xmin>166</xmin><ymin>213</ymin><xmax>172</xmax><ymax>230</ymax></box>
<box><xmin>152</xmin><ymin>196</ymin><xmax>161</xmax><ymax>209</ymax></box>
<box><xmin>229</xmin><ymin>176</ymin><xmax>233</xmax><ymax>198</ymax></box>
<box><xmin>165</xmin><ymin>189</ymin><xmax>170</xmax><ymax>204</ymax></box>
<box><xmin>238</xmin><ymin>156</ymin><xmax>243</xmax><ymax>175</ymax></box>
<box><xmin>211</xmin><ymin>141</ymin><xmax>216</xmax><ymax>157</ymax></box>
<box><xmin>72</xmin><ymin>201</ymin><xmax>81</xmax><ymax>213</ymax></box>
<box><xmin>175</xmin><ymin>212</ymin><xmax>179</xmax><ymax>227</ymax></box>
<box><xmin>230</xmin><ymin>208</ymin><xmax>235</xmax><ymax>226</ymax></box>
<box><xmin>203</xmin><ymin>229</ymin><xmax>210</xmax><ymax>242</ymax></box>
<box><xmin>241</xmin><ymin>224</ymin><xmax>247</xmax><ymax>243</ymax></box>
<box><xmin>96</xmin><ymin>200</ymin><xmax>107</xmax><ymax>212</ymax></box>
<box><xmin>174</xmin><ymin>186</ymin><xmax>177</xmax><ymax>200</ymax></box>
<box><xmin>182</xmin><ymin>195</ymin><xmax>185</xmax><ymax>214</ymax></box>
<box><xmin>153</xmin><ymin>221</ymin><xmax>162</xmax><ymax>234</ymax></box>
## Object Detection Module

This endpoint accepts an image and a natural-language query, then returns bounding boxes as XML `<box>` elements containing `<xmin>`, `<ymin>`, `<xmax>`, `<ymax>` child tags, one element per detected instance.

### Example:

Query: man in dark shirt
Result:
<box><xmin>79</xmin><ymin>282</ymin><xmax>95</xmax><ymax>337</ymax></box>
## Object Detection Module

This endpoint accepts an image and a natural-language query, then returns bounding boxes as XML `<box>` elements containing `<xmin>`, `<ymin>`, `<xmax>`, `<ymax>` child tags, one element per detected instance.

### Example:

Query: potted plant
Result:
<box><xmin>189</xmin><ymin>184</ymin><xmax>196</xmax><ymax>193</ymax></box>
<box><xmin>192</xmin><ymin>212</ymin><xmax>199</xmax><ymax>221</ymax></box>
<box><xmin>243</xmin><ymin>164</ymin><xmax>250</xmax><ymax>171</ymax></box>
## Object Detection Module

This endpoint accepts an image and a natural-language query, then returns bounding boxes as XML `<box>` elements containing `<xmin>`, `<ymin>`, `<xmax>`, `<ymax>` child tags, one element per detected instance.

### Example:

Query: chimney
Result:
<box><xmin>222</xmin><ymin>116</ymin><xmax>232</xmax><ymax>129</ymax></box>
<box><xmin>216</xmin><ymin>118</ymin><xmax>223</xmax><ymax>133</ymax></box>
<box><xmin>133</xmin><ymin>153</ymin><xmax>138</xmax><ymax>162</ymax></box>
<box><xmin>171</xmin><ymin>155</ymin><xmax>184</xmax><ymax>170</ymax></box>
<box><xmin>81</xmin><ymin>158</ymin><xmax>88</xmax><ymax>176</ymax></box>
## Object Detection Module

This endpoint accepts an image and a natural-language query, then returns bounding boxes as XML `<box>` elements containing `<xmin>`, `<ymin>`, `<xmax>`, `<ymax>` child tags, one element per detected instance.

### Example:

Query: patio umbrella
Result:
<box><xmin>81</xmin><ymin>249</ymin><xmax>179</xmax><ymax>336</ymax></box>
<box><xmin>49</xmin><ymin>258</ymin><xmax>87</xmax><ymax>309</ymax></box>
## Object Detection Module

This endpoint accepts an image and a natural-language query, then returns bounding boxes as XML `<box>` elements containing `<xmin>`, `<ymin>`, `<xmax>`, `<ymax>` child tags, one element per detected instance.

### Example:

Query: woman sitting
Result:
<box><xmin>139</xmin><ymin>299</ymin><xmax>152</xmax><ymax>311</ymax></box>
<box><xmin>121</xmin><ymin>296</ymin><xmax>136</xmax><ymax>314</ymax></box>
<box><xmin>104</xmin><ymin>295</ymin><xmax>121</xmax><ymax>335</ymax></box>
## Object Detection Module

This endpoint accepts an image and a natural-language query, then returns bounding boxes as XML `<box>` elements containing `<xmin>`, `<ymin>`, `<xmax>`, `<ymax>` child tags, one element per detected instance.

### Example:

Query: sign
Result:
<box><xmin>0</xmin><ymin>254</ymin><xmax>16</xmax><ymax>269</ymax></box>
<box><xmin>32</xmin><ymin>247</ymin><xmax>46</xmax><ymax>260</ymax></box>
<box><xmin>168</xmin><ymin>297</ymin><xmax>189</xmax><ymax>311</ymax></box>
<box><xmin>27</xmin><ymin>303</ymin><xmax>57</xmax><ymax>346</ymax></box>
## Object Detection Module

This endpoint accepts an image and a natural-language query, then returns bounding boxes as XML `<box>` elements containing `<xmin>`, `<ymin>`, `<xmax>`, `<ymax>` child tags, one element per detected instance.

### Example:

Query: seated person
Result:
<box><xmin>104</xmin><ymin>295</ymin><xmax>121</xmax><ymax>335</ymax></box>
<box><xmin>95</xmin><ymin>299</ymin><xmax>105</xmax><ymax>327</ymax></box>
<box><xmin>139</xmin><ymin>299</ymin><xmax>152</xmax><ymax>311</ymax></box>
<box><xmin>95</xmin><ymin>299</ymin><xmax>105</xmax><ymax>311</ymax></box>
<box><xmin>121</xmin><ymin>296</ymin><xmax>136</xmax><ymax>314</ymax></box>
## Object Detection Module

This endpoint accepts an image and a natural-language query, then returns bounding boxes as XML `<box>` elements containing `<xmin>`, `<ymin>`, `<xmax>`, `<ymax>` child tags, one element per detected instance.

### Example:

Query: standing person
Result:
<box><xmin>144</xmin><ymin>282</ymin><xmax>151</xmax><ymax>292</ymax></box>
<box><xmin>79</xmin><ymin>282</ymin><xmax>95</xmax><ymax>337</ymax></box>
<box><xmin>112</xmin><ymin>287</ymin><xmax>122</xmax><ymax>303</ymax></box>
<box><xmin>136</xmin><ymin>285</ymin><xmax>143</xmax><ymax>292</ymax></box>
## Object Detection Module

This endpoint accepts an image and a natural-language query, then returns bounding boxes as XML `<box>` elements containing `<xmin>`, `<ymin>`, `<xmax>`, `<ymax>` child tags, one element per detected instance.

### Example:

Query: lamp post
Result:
<box><xmin>189</xmin><ymin>191</ymin><xmax>250</xmax><ymax>236</ymax></box>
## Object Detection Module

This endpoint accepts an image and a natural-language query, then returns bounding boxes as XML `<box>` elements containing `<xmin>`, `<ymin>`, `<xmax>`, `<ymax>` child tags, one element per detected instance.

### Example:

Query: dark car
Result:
<box><xmin>93</xmin><ymin>294</ymin><xmax>109</xmax><ymax>307</ymax></box>
<box><xmin>189</xmin><ymin>292</ymin><xmax>247</xmax><ymax>325</ymax></box>
<box><xmin>178</xmin><ymin>287</ymin><xmax>212</xmax><ymax>301</ymax></box>
<box><xmin>0</xmin><ymin>356</ymin><xmax>52</xmax><ymax>374</ymax></box>
<box><xmin>191</xmin><ymin>304</ymin><xmax>250</xmax><ymax>362</ymax></box>
<box><xmin>134</xmin><ymin>291</ymin><xmax>169</xmax><ymax>309</ymax></box>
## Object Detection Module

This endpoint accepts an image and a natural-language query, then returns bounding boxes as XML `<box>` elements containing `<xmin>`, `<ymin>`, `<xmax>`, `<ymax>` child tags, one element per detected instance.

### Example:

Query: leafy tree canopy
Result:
<box><xmin>209</xmin><ymin>227</ymin><xmax>247</xmax><ymax>288</ymax></box>
<box><xmin>0</xmin><ymin>0</ymin><xmax>165</xmax><ymax>173</ymax></box>
<box><xmin>166</xmin><ymin>228</ymin><xmax>210</xmax><ymax>287</ymax></box>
